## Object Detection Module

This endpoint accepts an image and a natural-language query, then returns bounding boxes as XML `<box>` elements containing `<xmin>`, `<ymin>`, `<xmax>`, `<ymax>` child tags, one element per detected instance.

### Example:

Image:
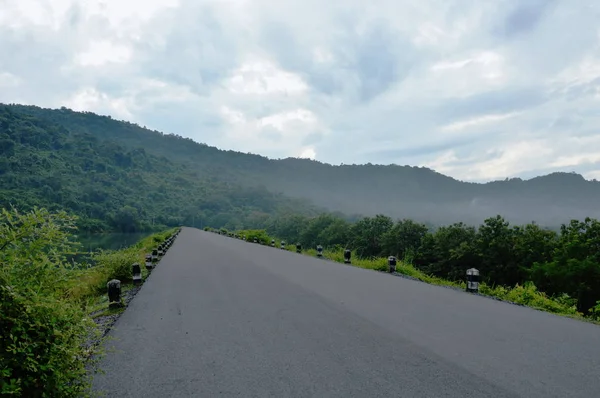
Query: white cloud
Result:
<box><xmin>225</xmin><ymin>60</ymin><xmax>308</xmax><ymax>95</ymax></box>
<box><xmin>440</xmin><ymin>112</ymin><xmax>522</xmax><ymax>133</ymax></box>
<box><xmin>62</xmin><ymin>87</ymin><xmax>135</xmax><ymax>119</ymax></box>
<box><xmin>75</xmin><ymin>40</ymin><xmax>132</xmax><ymax>66</ymax></box>
<box><xmin>0</xmin><ymin>0</ymin><xmax>599</xmax><ymax>182</ymax></box>
<box><xmin>424</xmin><ymin>139</ymin><xmax>554</xmax><ymax>181</ymax></box>
<box><xmin>0</xmin><ymin>72</ymin><xmax>20</xmax><ymax>88</ymax></box>
<box><xmin>298</xmin><ymin>146</ymin><xmax>317</xmax><ymax>159</ymax></box>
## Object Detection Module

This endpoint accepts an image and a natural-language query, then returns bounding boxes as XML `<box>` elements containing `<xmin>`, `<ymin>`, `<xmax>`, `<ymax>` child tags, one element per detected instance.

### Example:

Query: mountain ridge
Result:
<box><xmin>3</xmin><ymin>103</ymin><xmax>600</xmax><ymax>227</ymax></box>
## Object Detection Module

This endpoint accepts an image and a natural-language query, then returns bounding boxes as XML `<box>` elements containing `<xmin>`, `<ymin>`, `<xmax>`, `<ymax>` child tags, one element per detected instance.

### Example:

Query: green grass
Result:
<box><xmin>234</xmin><ymin>230</ymin><xmax>598</xmax><ymax>324</ymax></box>
<box><xmin>65</xmin><ymin>227</ymin><xmax>179</xmax><ymax>311</ymax></box>
<box><xmin>318</xmin><ymin>248</ymin><xmax>586</xmax><ymax>318</ymax></box>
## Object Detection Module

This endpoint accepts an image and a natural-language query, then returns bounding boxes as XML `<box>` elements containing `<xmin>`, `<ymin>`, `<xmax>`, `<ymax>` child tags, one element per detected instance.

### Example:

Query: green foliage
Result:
<box><xmin>93</xmin><ymin>249</ymin><xmax>140</xmax><ymax>284</ymax></box>
<box><xmin>229</xmin><ymin>226</ymin><xmax>585</xmax><ymax>319</ymax></box>
<box><xmin>236</xmin><ymin>229</ymin><xmax>271</xmax><ymax>245</ymax></box>
<box><xmin>0</xmin><ymin>105</ymin><xmax>321</xmax><ymax>234</ymax></box>
<box><xmin>0</xmin><ymin>286</ymin><xmax>95</xmax><ymax>397</ymax></box>
<box><xmin>0</xmin><ymin>207</ymin><xmax>177</xmax><ymax>397</ymax></box>
<box><xmin>233</xmin><ymin>212</ymin><xmax>600</xmax><ymax>318</ymax></box>
<box><xmin>0</xmin><ymin>207</ymin><xmax>96</xmax><ymax>397</ymax></box>
<box><xmin>6</xmin><ymin>104</ymin><xmax>600</xmax><ymax>232</ymax></box>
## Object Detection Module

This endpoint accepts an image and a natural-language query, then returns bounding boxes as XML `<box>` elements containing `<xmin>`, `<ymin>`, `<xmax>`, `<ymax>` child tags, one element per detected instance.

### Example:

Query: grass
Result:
<box><xmin>316</xmin><ymin>248</ymin><xmax>585</xmax><ymax>318</ymax></box>
<box><xmin>231</xmin><ymin>229</ymin><xmax>597</xmax><ymax>324</ymax></box>
<box><xmin>65</xmin><ymin>227</ymin><xmax>179</xmax><ymax>315</ymax></box>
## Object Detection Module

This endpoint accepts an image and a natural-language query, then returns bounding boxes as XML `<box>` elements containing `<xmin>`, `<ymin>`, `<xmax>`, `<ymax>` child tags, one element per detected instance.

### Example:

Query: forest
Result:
<box><xmin>0</xmin><ymin>105</ymin><xmax>321</xmax><ymax>233</ymax></box>
<box><xmin>232</xmin><ymin>213</ymin><xmax>600</xmax><ymax>316</ymax></box>
<box><xmin>6</xmin><ymin>103</ymin><xmax>600</xmax><ymax>228</ymax></box>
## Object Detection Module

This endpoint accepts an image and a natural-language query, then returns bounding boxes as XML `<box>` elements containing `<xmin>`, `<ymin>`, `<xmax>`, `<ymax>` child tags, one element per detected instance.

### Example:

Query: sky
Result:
<box><xmin>1</xmin><ymin>0</ymin><xmax>599</xmax><ymax>182</ymax></box>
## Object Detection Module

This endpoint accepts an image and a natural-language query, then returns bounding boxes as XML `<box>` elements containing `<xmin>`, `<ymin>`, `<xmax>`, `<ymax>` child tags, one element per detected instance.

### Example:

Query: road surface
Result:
<box><xmin>92</xmin><ymin>227</ymin><xmax>600</xmax><ymax>397</ymax></box>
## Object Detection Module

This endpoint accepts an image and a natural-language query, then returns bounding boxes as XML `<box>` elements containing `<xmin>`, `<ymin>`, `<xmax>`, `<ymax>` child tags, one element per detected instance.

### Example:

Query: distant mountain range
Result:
<box><xmin>2</xmin><ymin>103</ymin><xmax>599</xmax><ymax>229</ymax></box>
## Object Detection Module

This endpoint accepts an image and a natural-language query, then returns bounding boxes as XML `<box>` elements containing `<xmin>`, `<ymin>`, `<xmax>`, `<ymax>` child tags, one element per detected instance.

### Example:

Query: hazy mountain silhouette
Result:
<box><xmin>6</xmin><ymin>104</ymin><xmax>600</xmax><ymax>227</ymax></box>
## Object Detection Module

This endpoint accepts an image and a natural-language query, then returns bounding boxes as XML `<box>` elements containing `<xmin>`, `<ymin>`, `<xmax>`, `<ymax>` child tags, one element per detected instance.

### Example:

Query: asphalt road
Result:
<box><xmin>92</xmin><ymin>227</ymin><xmax>600</xmax><ymax>397</ymax></box>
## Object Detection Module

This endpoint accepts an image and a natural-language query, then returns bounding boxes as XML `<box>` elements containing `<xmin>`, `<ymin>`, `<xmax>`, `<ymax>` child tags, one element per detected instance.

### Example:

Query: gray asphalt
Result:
<box><xmin>92</xmin><ymin>227</ymin><xmax>600</xmax><ymax>397</ymax></box>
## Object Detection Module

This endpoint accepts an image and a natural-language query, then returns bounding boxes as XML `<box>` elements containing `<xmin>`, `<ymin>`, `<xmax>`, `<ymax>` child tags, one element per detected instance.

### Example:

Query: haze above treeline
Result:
<box><xmin>1</xmin><ymin>103</ymin><xmax>599</xmax><ymax>232</ymax></box>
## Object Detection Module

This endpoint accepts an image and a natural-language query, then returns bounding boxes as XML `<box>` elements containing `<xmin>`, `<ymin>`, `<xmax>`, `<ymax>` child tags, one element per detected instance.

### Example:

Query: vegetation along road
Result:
<box><xmin>92</xmin><ymin>227</ymin><xmax>600</xmax><ymax>397</ymax></box>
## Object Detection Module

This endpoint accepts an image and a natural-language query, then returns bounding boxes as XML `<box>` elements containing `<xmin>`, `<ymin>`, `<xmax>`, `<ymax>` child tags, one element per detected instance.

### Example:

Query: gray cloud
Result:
<box><xmin>0</xmin><ymin>0</ymin><xmax>598</xmax><ymax>182</ymax></box>
<box><xmin>496</xmin><ymin>0</ymin><xmax>557</xmax><ymax>39</ymax></box>
<box><xmin>433</xmin><ymin>86</ymin><xmax>549</xmax><ymax>123</ymax></box>
<box><xmin>301</xmin><ymin>132</ymin><xmax>325</xmax><ymax>146</ymax></box>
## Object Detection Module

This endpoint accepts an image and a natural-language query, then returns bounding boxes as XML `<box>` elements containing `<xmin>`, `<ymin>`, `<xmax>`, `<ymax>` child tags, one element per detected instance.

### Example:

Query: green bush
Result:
<box><xmin>93</xmin><ymin>248</ymin><xmax>141</xmax><ymax>283</ymax></box>
<box><xmin>0</xmin><ymin>207</ymin><xmax>177</xmax><ymax>397</ymax></box>
<box><xmin>0</xmin><ymin>207</ymin><xmax>97</xmax><ymax>397</ymax></box>
<box><xmin>0</xmin><ymin>285</ymin><xmax>95</xmax><ymax>397</ymax></box>
<box><xmin>237</xmin><ymin>229</ymin><xmax>271</xmax><ymax>245</ymax></box>
<box><xmin>230</xmin><ymin>225</ymin><xmax>589</xmax><ymax>321</ymax></box>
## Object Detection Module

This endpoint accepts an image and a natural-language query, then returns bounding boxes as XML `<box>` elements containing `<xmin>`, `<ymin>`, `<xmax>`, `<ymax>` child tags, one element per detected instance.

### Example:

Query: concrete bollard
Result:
<box><xmin>317</xmin><ymin>245</ymin><xmax>323</xmax><ymax>257</ymax></box>
<box><xmin>388</xmin><ymin>256</ymin><xmax>397</xmax><ymax>273</ymax></box>
<box><xmin>280</xmin><ymin>241</ymin><xmax>286</xmax><ymax>250</ymax></box>
<box><xmin>466</xmin><ymin>268</ymin><xmax>480</xmax><ymax>293</ymax></box>
<box><xmin>344</xmin><ymin>249</ymin><xmax>351</xmax><ymax>264</ymax></box>
<box><xmin>151</xmin><ymin>249</ymin><xmax>158</xmax><ymax>264</ymax></box>
<box><xmin>296</xmin><ymin>243</ymin><xmax>302</xmax><ymax>253</ymax></box>
<box><xmin>132</xmin><ymin>263</ymin><xmax>142</xmax><ymax>285</ymax></box>
<box><xmin>271</xmin><ymin>239</ymin><xmax>275</xmax><ymax>247</ymax></box>
<box><xmin>145</xmin><ymin>254</ymin><xmax>153</xmax><ymax>272</ymax></box>
<box><xmin>107</xmin><ymin>279</ymin><xmax>122</xmax><ymax>309</ymax></box>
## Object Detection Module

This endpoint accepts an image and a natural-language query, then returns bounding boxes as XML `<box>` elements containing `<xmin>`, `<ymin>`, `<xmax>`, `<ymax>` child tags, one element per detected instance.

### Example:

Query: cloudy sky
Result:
<box><xmin>1</xmin><ymin>0</ymin><xmax>599</xmax><ymax>182</ymax></box>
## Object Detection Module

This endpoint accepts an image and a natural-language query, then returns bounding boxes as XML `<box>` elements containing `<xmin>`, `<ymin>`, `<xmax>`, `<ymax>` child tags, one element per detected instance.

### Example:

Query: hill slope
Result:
<box><xmin>0</xmin><ymin>105</ymin><xmax>320</xmax><ymax>232</ymax></box>
<box><xmin>6</xmin><ymin>104</ymin><xmax>600</xmax><ymax>227</ymax></box>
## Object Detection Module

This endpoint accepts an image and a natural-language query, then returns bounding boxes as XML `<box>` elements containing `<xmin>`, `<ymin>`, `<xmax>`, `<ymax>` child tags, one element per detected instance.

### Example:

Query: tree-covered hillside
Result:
<box><xmin>0</xmin><ymin>105</ymin><xmax>321</xmax><ymax>232</ymax></box>
<box><xmin>9</xmin><ymin>104</ymin><xmax>600</xmax><ymax>227</ymax></box>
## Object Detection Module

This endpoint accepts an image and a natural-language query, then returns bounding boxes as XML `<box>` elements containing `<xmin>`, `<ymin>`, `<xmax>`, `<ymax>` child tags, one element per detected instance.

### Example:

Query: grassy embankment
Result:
<box><xmin>0</xmin><ymin>207</ymin><xmax>179</xmax><ymax>397</ymax></box>
<box><xmin>226</xmin><ymin>228</ymin><xmax>597</xmax><ymax>323</ymax></box>
<box><xmin>73</xmin><ymin>228</ymin><xmax>179</xmax><ymax>317</ymax></box>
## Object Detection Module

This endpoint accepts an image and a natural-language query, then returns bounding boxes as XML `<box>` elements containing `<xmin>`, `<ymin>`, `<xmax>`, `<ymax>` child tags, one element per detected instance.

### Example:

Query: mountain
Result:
<box><xmin>4</xmin><ymin>103</ymin><xmax>600</xmax><ymax>228</ymax></box>
<box><xmin>0</xmin><ymin>105</ymin><xmax>321</xmax><ymax>232</ymax></box>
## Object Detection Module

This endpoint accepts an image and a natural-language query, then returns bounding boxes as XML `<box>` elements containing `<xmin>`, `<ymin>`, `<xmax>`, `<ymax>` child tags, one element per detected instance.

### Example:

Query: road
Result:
<box><xmin>92</xmin><ymin>227</ymin><xmax>600</xmax><ymax>397</ymax></box>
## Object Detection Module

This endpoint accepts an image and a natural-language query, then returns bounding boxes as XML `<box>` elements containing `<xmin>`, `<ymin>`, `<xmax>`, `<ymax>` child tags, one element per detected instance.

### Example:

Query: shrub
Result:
<box><xmin>0</xmin><ymin>207</ymin><xmax>97</xmax><ymax>397</ymax></box>
<box><xmin>0</xmin><ymin>285</ymin><xmax>95</xmax><ymax>397</ymax></box>
<box><xmin>93</xmin><ymin>248</ymin><xmax>140</xmax><ymax>283</ymax></box>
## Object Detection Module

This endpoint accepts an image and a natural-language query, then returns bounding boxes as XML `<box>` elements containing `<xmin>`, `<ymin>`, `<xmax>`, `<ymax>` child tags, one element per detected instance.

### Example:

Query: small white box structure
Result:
<box><xmin>132</xmin><ymin>263</ymin><xmax>142</xmax><ymax>285</ymax></box>
<box><xmin>466</xmin><ymin>268</ymin><xmax>480</xmax><ymax>293</ymax></box>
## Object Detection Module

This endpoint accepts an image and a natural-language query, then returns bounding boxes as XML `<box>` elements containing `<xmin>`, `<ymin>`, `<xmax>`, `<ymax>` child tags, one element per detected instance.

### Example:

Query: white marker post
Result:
<box><xmin>317</xmin><ymin>245</ymin><xmax>323</xmax><ymax>257</ymax></box>
<box><xmin>466</xmin><ymin>268</ymin><xmax>480</xmax><ymax>293</ymax></box>
<box><xmin>145</xmin><ymin>254</ymin><xmax>153</xmax><ymax>272</ymax></box>
<box><xmin>132</xmin><ymin>263</ymin><xmax>142</xmax><ymax>285</ymax></box>
<box><xmin>388</xmin><ymin>256</ymin><xmax>397</xmax><ymax>273</ymax></box>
